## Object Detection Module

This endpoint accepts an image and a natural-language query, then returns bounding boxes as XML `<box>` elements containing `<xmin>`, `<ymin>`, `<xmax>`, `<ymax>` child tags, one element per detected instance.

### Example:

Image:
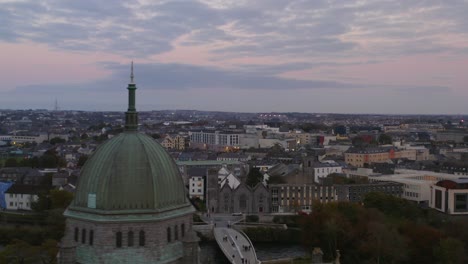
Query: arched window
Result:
<box><xmin>128</xmin><ymin>231</ymin><xmax>134</xmax><ymax>247</ymax></box>
<box><xmin>139</xmin><ymin>230</ymin><xmax>145</xmax><ymax>246</ymax></box>
<box><xmin>116</xmin><ymin>232</ymin><xmax>122</xmax><ymax>248</ymax></box>
<box><xmin>167</xmin><ymin>227</ymin><xmax>171</xmax><ymax>243</ymax></box>
<box><xmin>181</xmin><ymin>224</ymin><xmax>185</xmax><ymax>238</ymax></box>
<box><xmin>74</xmin><ymin>227</ymin><xmax>79</xmax><ymax>242</ymax></box>
<box><xmin>239</xmin><ymin>194</ymin><xmax>247</xmax><ymax>211</ymax></box>
<box><xmin>81</xmin><ymin>229</ymin><xmax>86</xmax><ymax>244</ymax></box>
<box><xmin>89</xmin><ymin>230</ymin><xmax>94</xmax><ymax>245</ymax></box>
<box><xmin>174</xmin><ymin>225</ymin><xmax>178</xmax><ymax>240</ymax></box>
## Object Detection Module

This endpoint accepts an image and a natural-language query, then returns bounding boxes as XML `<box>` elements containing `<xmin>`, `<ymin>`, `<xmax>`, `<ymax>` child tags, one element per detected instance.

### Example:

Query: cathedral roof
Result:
<box><xmin>66</xmin><ymin>63</ymin><xmax>191</xmax><ymax>219</ymax></box>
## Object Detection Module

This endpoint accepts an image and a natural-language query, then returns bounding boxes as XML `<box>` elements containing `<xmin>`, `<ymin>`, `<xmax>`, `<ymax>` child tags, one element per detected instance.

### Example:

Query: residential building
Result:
<box><xmin>5</xmin><ymin>184</ymin><xmax>50</xmax><ymax>210</ymax></box>
<box><xmin>345</xmin><ymin>147</ymin><xmax>425</xmax><ymax>167</ymax></box>
<box><xmin>335</xmin><ymin>182</ymin><xmax>403</xmax><ymax>203</ymax></box>
<box><xmin>369</xmin><ymin>169</ymin><xmax>465</xmax><ymax>205</ymax></box>
<box><xmin>189</xmin><ymin>176</ymin><xmax>204</xmax><ymax>200</ymax></box>
<box><xmin>189</xmin><ymin>130</ymin><xmax>240</xmax><ymax>149</ymax></box>
<box><xmin>430</xmin><ymin>179</ymin><xmax>468</xmax><ymax>215</ymax></box>
<box><xmin>303</xmin><ymin>159</ymin><xmax>343</xmax><ymax>184</ymax></box>
<box><xmin>269</xmin><ymin>184</ymin><xmax>335</xmax><ymax>214</ymax></box>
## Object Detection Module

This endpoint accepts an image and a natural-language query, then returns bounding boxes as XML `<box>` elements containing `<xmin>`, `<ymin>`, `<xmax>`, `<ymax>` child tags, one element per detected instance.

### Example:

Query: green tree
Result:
<box><xmin>38</xmin><ymin>239</ymin><xmax>59</xmax><ymax>264</ymax></box>
<box><xmin>39</xmin><ymin>154</ymin><xmax>58</xmax><ymax>168</ymax></box>
<box><xmin>360</xmin><ymin>221</ymin><xmax>408</xmax><ymax>264</ymax></box>
<box><xmin>39</xmin><ymin>149</ymin><xmax>66</xmax><ymax>168</ymax></box>
<box><xmin>4</xmin><ymin>157</ymin><xmax>18</xmax><ymax>167</ymax></box>
<box><xmin>19</xmin><ymin>158</ymin><xmax>32</xmax><ymax>167</ymax></box>
<box><xmin>50</xmin><ymin>189</ymin><xmax>74</xmax><ymax>209</ymax></box>
<box><xmin>31</xmin><ymin>192</ymin><xmax>51</xmax><ymax>212</ymax></box>
<box><xmin>31</xmin><ymin>189</ymin><xmax>73</xmax><ymax>212</ymax></box>
<box><xmin>378</xmin><ymin>134</ymin><xmax>393</xmax><ymax>145</ymax></box>
<box><xmin>49</xmin><ymin>137</ymin><xmax>66</xmax><ymax>145</ymax></box>
<box><xmin>363</xmin><ymin>192</ymin><xmax>422</xmax><ymax>220</ymax></box>
<box><xmin>246</xmin><ymin>168</ymin><xmax>263</xmax><ymax>187</ymax></box>
<box><xmin>77</xmin><ymin>155</ymin><xmax>88</xmax><ymax>167</ymax></box>
<box><xmin>433</xmin><ymin>237</ymin><xmax>466</xmax><ymax>264</ymax></box>
<box><xmin>0</xmin><ymin>239</ymin><xmax>40</xmax><ymax>264</ymax></box>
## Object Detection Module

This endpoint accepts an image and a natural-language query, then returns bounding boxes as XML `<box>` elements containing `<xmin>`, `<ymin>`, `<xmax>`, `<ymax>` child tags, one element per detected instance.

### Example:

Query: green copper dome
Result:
<box><xmin>67</xmin><ymin>63</ymin><xmax>190</xmax><ymax>217</ymax></box>
<box><xmin>70</xmin><ymin>132</ymin><xmax>189</xmax><ymax>213</ymax></box>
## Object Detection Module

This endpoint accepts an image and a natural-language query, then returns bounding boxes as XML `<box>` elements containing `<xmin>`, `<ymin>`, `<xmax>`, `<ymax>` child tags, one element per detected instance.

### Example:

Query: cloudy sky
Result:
<box><xmin>1</xmin><ymin>0</ymin><xmax>468</xmax><ymax>114</ymax></box>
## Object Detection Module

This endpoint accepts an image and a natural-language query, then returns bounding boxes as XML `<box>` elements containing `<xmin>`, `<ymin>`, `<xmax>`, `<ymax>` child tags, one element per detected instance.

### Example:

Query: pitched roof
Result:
<box><xmin>5</xmin><ymin>184</ymin><xmax>51</xmax><ymax>195</ymax></box>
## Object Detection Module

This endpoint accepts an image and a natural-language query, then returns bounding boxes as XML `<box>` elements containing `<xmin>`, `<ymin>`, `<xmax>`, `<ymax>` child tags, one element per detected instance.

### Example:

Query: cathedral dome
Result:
<box><xmin>67</xmin><ymin>63</ymin><xmax>190</xmax><ymax>216</ymax></box>
<box><xmin>71</xmin><ymin>132</ymin><xmax>188</xmax><ymax>212</ymax></box>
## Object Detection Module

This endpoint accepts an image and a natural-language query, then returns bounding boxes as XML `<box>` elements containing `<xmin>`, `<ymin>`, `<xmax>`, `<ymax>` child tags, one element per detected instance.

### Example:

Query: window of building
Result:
<box><xmin>89</xmin><ymin>230</ymin><xmax>94</xmax><ymax>245</ymax></box>
<box><xmin>181</xmin><ymin>224</ymin><xmax>185</xmax><ymax>237</ymax></box>
<box><xmin>454</xmin><ymin>194</ymin><xmax>468</xmax><ymax>212</ymax></box>
<box><xmin>116</xmin><ymin>232</ymin><xmax>122</xmax><ymax>248</ymax></box>
<box><xmin>174</xmin><ymin>225</ymin><xmax>178</xmax><ymax>240</ymax></box>
<box><xmin>74</xmin><ymin>227</ymin><xmax>79</xmax><ymax>242</ymax></box>
<box><xmin>81</xmin><ymin>229</ymin><xmax>86</xmax><ymax>244</ymax></box>
<box><xmin>124</xmin><ymin>231</ymin><xmax>132</xmax><ymax>247</ymax></box>
<box><xmin>435</xmin><ymin>190</ymin><xmax>442</xmax><ymax>209</ymax></box>
<box><xmin>139</xmin><ymin>230</ymin><xmax>145</xmax><ymax>246</ymax></box>
<box><xmin>239</xmin><ymin>194</ymin><xmax>247</xmax><ymax>211</ymax></box>
<box><xmin>167</xmin><ymin>227</ymin><xmax>171</xmax><ymax>243</ymax></box>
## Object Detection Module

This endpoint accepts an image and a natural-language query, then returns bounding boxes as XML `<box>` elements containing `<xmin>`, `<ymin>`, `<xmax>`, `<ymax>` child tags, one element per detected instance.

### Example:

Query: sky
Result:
<box><xmin>1</xmin><ymin>0</ymin><xmax>468</xmax><ymax>114</ymax></box>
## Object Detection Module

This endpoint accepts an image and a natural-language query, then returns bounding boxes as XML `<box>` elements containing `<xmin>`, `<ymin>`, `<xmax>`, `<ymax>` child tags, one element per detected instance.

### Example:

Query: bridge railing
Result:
<box><xmin>233</xmin><ymin>225</ymin><xmax>260</xmax><ymax>264</ymax></box>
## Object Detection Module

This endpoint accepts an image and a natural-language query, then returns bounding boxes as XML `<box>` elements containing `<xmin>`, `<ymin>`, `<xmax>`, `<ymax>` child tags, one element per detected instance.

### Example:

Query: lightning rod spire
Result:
<box><xmin>130</xmin><ymin>61</ymin><xmax>134</xmax><ymax>83</ymax></box>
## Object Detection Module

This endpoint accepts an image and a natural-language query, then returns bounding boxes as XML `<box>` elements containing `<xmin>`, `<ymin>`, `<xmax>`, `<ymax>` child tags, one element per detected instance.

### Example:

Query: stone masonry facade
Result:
<box><xmin>60</xmin><ymin>213</ymin><xmax>197</xmax><ymax>264</ymax></box>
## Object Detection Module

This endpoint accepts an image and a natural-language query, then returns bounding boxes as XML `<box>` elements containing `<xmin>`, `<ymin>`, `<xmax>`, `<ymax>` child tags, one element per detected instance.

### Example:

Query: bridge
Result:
<box><xmin>201</xmin><ymin>214</ymin><xmax>260</xmax><ymax>264</ymax></box>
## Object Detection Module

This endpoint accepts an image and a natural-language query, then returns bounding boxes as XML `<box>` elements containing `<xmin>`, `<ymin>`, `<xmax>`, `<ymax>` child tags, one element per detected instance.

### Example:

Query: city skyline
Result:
<box><xmin>1</xmin><ymin>0</ymin><xmax>468</xmax><ymax>114</ymax></box>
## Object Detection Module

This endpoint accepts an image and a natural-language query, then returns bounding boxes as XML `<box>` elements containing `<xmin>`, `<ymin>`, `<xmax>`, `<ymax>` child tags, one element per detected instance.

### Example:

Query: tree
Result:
<box><xmin>80</xmin><ymin>133</ymin><xmax>89</xmax><ymax>140</ymax></box>
<box><xmin>77</xmin><ymin>155</ymin><xmax>88</xmax><ymax>167</ymax></box>
<box><xmin>378</xmin><ymin>134</ymin><xmax>393</xmax><ymax>145</ymax></box>
<box><xmin>19</xmin><ymin>158</ymin><xmax>32</xmax><ymax>167</ymax></box>
<box><xmin>246</xmin><ymin>168</ymin><xmax>263</xmax><ymax>187</ymax></box>
<box><xmin>50</xmin><ymin>189</ymin><xmax>74</xmax><ymax>209</ymax></box>
<box><xmin>0</xmin><ymin>239</ymin><xmax>40</xmax><ymax>263</ymax></box>
<box><xmin>31</xmin><ymin>189</ymin><xmax>73</xmax><ymax>212</ymax></box>
<box><xmin>38</xmin><ymin>239</ymin><xmax>59</xmax><ymax>264</ymax></box>
<box><xmin>400</xmin><ymin>222</ymin><xmax>443</xmax><ymax>263</ymax></box>
<box><xmin>363</xmin><ymin>192</ymin><xmax>422</xmax><ymax>220</ymax></box>
<box><xmin>4</xmin><ymin>158</ymin><xmax>18</xmax><ymax>167</ymax></box>
<box><xmin>49</xmin><ymin>137</ymin><xmax>66</xmax><ymax>145</ymax></box>
<box><xmin>31</xmin><ymin>192</ymin><xmax>51</xmax><ymax>212</ymax></box>
<box><xmin>360</xmin><ymin>221</ymin><xmax>408</xmax><ymax>264</ymax></box>
<box><xmin>433</xmin><ymin>237</ymin><xmax>466</xmax><ymax>264</ymax></box>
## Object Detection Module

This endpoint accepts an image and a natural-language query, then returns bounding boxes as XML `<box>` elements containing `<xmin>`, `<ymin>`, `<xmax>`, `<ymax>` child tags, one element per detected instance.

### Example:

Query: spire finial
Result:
<box><xmin>130</xmin><ymin>61</ymin><xmax>134</xmax><ymax>83</ymax></box>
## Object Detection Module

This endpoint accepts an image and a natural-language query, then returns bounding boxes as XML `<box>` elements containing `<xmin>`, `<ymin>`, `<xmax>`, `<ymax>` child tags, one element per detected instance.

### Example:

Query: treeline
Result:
<box><xmin>0</xmin><ymin>189</ymin><xmax>73</xmax><ymax>263</ymax></box>
<box><xmin>298</xmin><ymin>192</ymin><xmax>467</xmax><ymax>264</ymax></box>
<box><xmin>2</xmin><ymin>149</ymin><xmax>66</xmax><ymax>168</ymax></box>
